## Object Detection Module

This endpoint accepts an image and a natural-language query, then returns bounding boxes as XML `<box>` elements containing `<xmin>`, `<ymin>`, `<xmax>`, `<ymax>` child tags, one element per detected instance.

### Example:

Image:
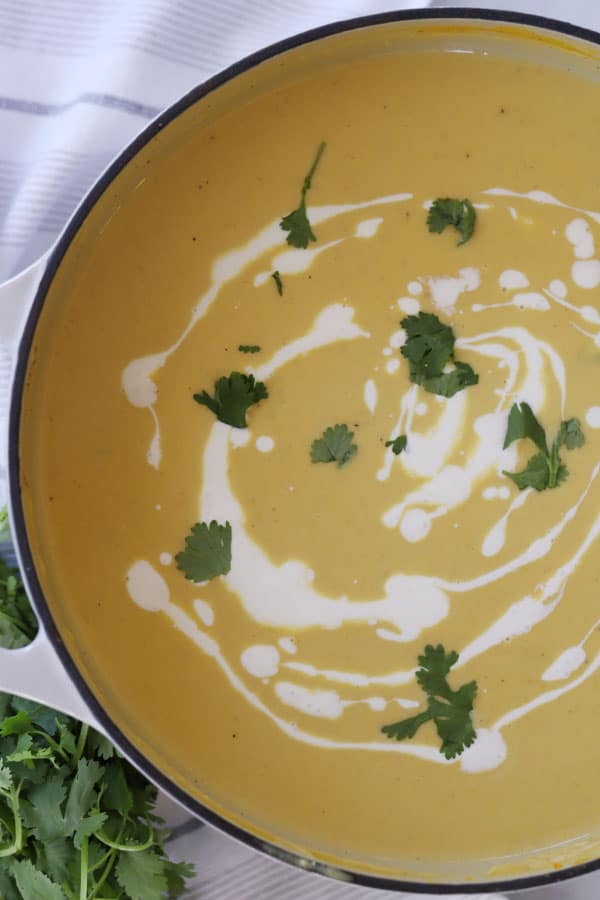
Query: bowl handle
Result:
<box><xmin>0</xmin><ymin>634</ymin><xmax>102</xmax><ymax>730</ymax></box>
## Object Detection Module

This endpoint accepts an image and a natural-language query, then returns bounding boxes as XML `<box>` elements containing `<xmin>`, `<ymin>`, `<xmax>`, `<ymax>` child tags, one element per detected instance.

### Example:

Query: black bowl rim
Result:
<box><xmin>9</xmin><ymin>6</ymin><xmax>600</xmax><ymax>893</ymax></box>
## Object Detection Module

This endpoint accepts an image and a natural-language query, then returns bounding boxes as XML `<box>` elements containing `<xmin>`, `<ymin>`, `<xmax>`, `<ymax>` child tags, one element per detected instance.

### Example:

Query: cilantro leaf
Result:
<box><xmin>238</xmin><ymin>344</ymin><xmax>261</xmax><ymax>354</ymax></box>
<box><xmin>503</xmin><ymin>401</ymin><xmax>548</xmax><ymax>455</ymax></box>
<box><xmin>0</xmin><ymin>555</ymin><xmax>38</xmax><ymax>649</ymax></box>
<box><xmin>381</xmin><ymin>643</ymin><xmax>477</xmax><ymax>760</ymax></box>
<box><xmin>102</xmin><ymin>761</ymin><xmax>134</xmax><ymax>815</ymax></box>
<box><xmin>380</xmin><ymin>710</ymin><xmax>432</xmax><ymax>742</ymax></box>
<box><xmin>400</xmin><ymin>312</ymin><xmax>479</xmax><ymax>397</ymax></box>
<box><xmin>502</xmin><ymin>402</ymin><xmax>585</xmax><ymax>491</ymax></box>
<box><xmin>86</xmin><ymin>730</ymin><xmax>115</xmax><ymax>760</ymax></box>
<box><xmin>64</xmin><ymin>759</ymin><xmax>107</xmax><ymax>849</ymax></box>
<box><xmin>556</xmin><ymin>417</ymin><xmax>585</xmax><ymax>450</ymax></box>
<box><xmin>0</xmin><ymin>710</ymin><xmax>32</xmax><ymax>737</ymax></box>
<box><xmin>116</xmin><ymin>848</ymin><xmax>168</xmax><ymax>900</ymax></box>
<box><xmin>385</xmin><ymin>435</ymin><xmax>407</xmax><ymax>455</ymax></box>
<box><xmin>272</xmin><ymin>270</ymin><xmax>283</xmax><ymax>295</ymax></box>
<box><xmin>412</xmin><ymin>360</ymin><xmax>479</xmax><ymax>399</ymax></box>
<box><xmin>427</xmin><ymin>197</ymin><xmax>476</xmax><ymax>245</ymax></box>
<box><xmin>10</xmin><ymin>859</ymin><xmax>65</xmax><ymax>900</ymax></box>
<box><xmin>194</xmin><ymin>371</ymin><xmax>268</xmax><ymax>428</ymax></box>
<box><xmin>503</xmin><ymin>452</ymin><xmax>550</xmax><ymax>492</ymax></box>
<box><xmin>310</xmin><ymin>424</ymin><xmax>357</xmax><ymax>468</ymax></box>
<box><xmin>280</xmin><ymin>142</ymin><xmax>326</xmax><ymax>248</ymax></box>
<box><xmin>176</xmin><ymin>520</ymin><xmax>232</xmax><ymax>583</ymax></box>
<box><xmin>27</xmin><ymin>777</ymin><xmax>67</xmax><ymax>842</ymax></box>
<box><xmin>401</xmin><ymin>312</ymin><xmax>454</xmax><ymax>377</ymax></box>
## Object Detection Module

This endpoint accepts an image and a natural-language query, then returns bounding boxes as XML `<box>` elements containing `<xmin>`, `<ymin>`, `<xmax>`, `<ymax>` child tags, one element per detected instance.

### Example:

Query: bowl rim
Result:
<box><xmin>10</xmin><ymin>6</ymin><xmax>600</xmax><ymax>893</ymax></box>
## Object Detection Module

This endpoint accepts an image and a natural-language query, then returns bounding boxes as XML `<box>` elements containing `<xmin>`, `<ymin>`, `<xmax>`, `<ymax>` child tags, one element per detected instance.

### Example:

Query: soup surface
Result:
<box><xmin>20</xmin><ymin>21</ymin><xmax>600</xmax><ymax>882</ymax></box>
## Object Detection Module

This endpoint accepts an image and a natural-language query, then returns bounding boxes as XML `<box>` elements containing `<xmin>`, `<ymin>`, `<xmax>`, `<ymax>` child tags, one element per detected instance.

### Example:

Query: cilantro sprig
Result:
<box><xmin>310</xmin><ymin>424</ymin><xmax>357</xmax><ymax>468</ymax></box>
<box><xmin>502</xmin><ymin>402</ymin><xmax>585</xmax><ymax>491</ymax></box>
<box><xmin>427</xmin><ymin>197</ymin><xmax>476</xmax><ymax>246</ymax></box>
<box><xmin>194</xmin><ymin>371</ymin><xmax>268</xmax><ymax>428</ymax></box>
<box><xmin>382</xmin><ymin>644</ymin><xmax>477</xmax><ymax>760</ymax></box>
<box><xmin>385</xmin><ymin>435</ymin><xmax>407</xmax><ymax>455</ymax></box>
<box><xmin>400</xmin><ymin>312</ymin><xmax>478</xmax><ymax>398</ymax></box>
<box><xmin>176</xmin><ymin>520</ymin><xmax>232</xmax><ymax>583</ymax></box>
<box><xmin>280</xmin><ymin>142</ymin><xmax>326</xmax><ymax>249</ymax></box>
<box><xmin>0</xmin><ymin>554</ymin><xmax>194</xmax><ymax>899</ymax></box>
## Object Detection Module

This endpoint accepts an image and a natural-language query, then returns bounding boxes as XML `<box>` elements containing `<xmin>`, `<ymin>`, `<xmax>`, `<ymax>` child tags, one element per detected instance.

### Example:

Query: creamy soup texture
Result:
<box><xmin>20</xmin><ymin>22</ymin><xmax>600</xmax><ymax>882</ymax></box>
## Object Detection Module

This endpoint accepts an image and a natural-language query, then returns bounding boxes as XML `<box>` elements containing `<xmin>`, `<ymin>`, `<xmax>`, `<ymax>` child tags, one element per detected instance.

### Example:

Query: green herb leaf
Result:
<box><xmin>0</xmin><ymin>710</ymin><xmax>32</xmax><ymax>737</ymax></box>
<box><xmin>194</xmin><ymin>371</ymin><xmax>268</xmax><ymax>428</ymax></box>
<box><xmin>10</xmin><ymin>859</ymin><xmax>65</xmax><ymax>900</ymax></box>
<box><xmin>116</xmin><ymin>848</ymin><xmax>168</xmax><ymax>900</ymax></box>
<box><xmin>27</xmin><ymin>777</ymin><xmax>67</xmax><ymax>842</ymax></box>
<box><xmin>0</xmin><ymin>552</ymin><xmax>38</xmax><ymax>649</ymax></box>
<box><xmin>280</xmin><ymin>142</ymin><xmax>326</xmax><ymax>248</ymax></box>
<box><xmin>502</xmin><ymin>402</ymin><xmax>585</xmax><ymax>491</ymax></box>
<box><xmin>272</xmin><ymin>270</ymin><xmax>283</xmax><ymax>295</ymax></box>
<box><xmin>310</xmin><ymin>424</ymin><xmax>357</xmax><ymax>468</ymax></box>
<box><xmin>400</xmin><ymin>312</ymin><xmax>478</xmax><ymax>397</ymax></box>
<box><xmin>385</xmin><ymin>435</ymin><xmax>407</xmax><ymax>455</ymax></box>
<box><xmin>238</xmin><ymin>344</ymin><xmax>261</xmax><ymax>354</ymax></box>
<box><xmin>381</xmin><ymin>644</ymin><xmax>477</xmax><ymax>760</ymax></box>
<box><xmin>175</xmin><ymin>520</ymin><xmax>232</xmax><ymax>582</ymax></box>
<box><xmin>412</xmin><ymin>360</ymin><xmax>479</xmax><ymax>399</ymax></box>
<box><xmin>427</xmin><ymin>197</ymin><xmax>476</xmax><ymax>245</ymax></box>
<box><xmin>503</xmin><ymin>401</ymin><xmax>548</xmax><ymax>454</ymax></box>
<box><xmin>503</xmin><ymin>452</ymin><xmax>550</xmax><ymax>492</ymax></box>
<box><xmin>556</xmin><ymin>417</ymin><xmax>585</xmax><ymax>450</ymax></box>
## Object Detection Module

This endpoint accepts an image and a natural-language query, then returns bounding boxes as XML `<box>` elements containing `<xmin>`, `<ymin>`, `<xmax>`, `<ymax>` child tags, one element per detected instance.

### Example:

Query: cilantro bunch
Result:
<box><xmin>0</xmin><ymin>556</ymin><xmax>194</xmax><ymax>899</ymax></box>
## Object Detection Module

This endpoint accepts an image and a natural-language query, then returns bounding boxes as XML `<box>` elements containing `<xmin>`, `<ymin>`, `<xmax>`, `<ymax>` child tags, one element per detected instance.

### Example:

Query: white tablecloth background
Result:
<box><xmin>1</xmin><ymin>0</ymin><xmax>599</xmax><ymax>896</ymax></box>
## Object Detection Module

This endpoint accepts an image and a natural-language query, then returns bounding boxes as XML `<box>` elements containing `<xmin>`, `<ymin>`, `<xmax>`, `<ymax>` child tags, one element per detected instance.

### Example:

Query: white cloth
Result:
<box><xmin>3</xmin><ymin>0</ymin><xmax>598</xmax><ymax>896</ymax></box>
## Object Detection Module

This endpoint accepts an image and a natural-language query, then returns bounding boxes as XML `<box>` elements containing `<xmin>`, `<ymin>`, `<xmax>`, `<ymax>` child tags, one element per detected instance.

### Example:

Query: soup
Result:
<box><xmin>19</xmin><ymin>19</ymin><xmax>600</xmax><ymax>883</ymax></box>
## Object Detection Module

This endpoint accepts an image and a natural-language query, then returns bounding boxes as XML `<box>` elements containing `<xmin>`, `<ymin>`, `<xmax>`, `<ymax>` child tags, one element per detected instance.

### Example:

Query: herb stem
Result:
<box><xmin>96</xmin><ymin>817</ymin><xmax>154</xmax><ymax>852</ymax></box>
<box><xmin>31</xmin><ymin>729</ymin><xmax>70</xmax><ymax>763</ymax></box>
<box><xmin>89</xmin><ymin>816</ymin><xmax>126</xmax><ymax>899</ymax></box>
<box><xmin>73</xmin><ymin>723</ymin><xmax>89</xmax><ymax>766</ymax></box>
<box><xmin>302</xmin><ymin>141</ymin><xmax>326</xmax><ymax>198</ymax></box>
<box><xmin>0</xmin><ymin>783</ymin><xmax>22</xmax><ymax>858</ymax></box>
<box><xmin>79</xmin><ymin>834</ymin><xmax>88</xmax><ymax>900</ymax></box>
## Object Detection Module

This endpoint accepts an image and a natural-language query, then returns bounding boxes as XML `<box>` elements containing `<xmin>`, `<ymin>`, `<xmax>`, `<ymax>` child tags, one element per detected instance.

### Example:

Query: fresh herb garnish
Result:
<box><xmin>0</xmin><ymin>552</ymin><xmax>194</xmax><ymax>899</ymax></box>
<box><xmin>280</xmin><ymin>142</ymin><xmax>326</xmax><ymax>249</ymax></box>
<box><xmin>176</xmin><ymin>520</ymin><xmax>232</xmax><ymax>583</ymax></box>
<box><xmin>400</xmin><ymin>311</ymin><xmax>478</xmax><ymax>398</ymax></box>
<box><xmin>502</xmin><ymin>402</ymin><xmax>585</xmax><ymax>491</ymax></box>
<box><xmin>385</xmin><ymin>435</ymin><xmax>407</xmax><ymax>455</ymax></box>
<box><xmin>238</xmin><ymin>344</ymin><xmax>261</xmax><ymax>354</ymax></box>
<box><xmin>272</xmin><ymin>270</ymin><xmax>283</xmax><ymax>295</ymax></box>
<box><xmin>194</xmin><ymin>371</ymin><xmax>268</xmax><ymax>428</ymax></box>
<box><xmin>0</xmin><ymin>556</ymin><xmax>37</xmax><ymax>650</ymax></box>
<box><xmin>310</xmin><ymin>424</ymin><xmax>357</xmax><ymax>468</ymax></box>
<box><xmin>381</xmin><ymin>644</ymin><xmax>477</xmax><ymax>760</ymax></box>
<box><xmin>427</xmin><ymin>197</ymin><xmax>476</xmax><ymax>246</ymax></box>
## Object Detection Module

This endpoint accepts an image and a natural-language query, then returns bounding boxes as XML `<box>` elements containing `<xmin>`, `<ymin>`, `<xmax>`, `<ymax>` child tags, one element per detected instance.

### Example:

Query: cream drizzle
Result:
<box><xmin>122</xmin><ymin>186</ymin><xmax>600</xmax><ymax>774</ymax></box>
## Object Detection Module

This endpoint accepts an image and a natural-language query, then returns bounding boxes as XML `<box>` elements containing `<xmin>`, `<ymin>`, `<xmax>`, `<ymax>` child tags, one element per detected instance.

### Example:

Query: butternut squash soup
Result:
<box><xmin>18</xmin><ymin>18</ymin><xmax>600</xmax><ymax>884</ymax></box>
